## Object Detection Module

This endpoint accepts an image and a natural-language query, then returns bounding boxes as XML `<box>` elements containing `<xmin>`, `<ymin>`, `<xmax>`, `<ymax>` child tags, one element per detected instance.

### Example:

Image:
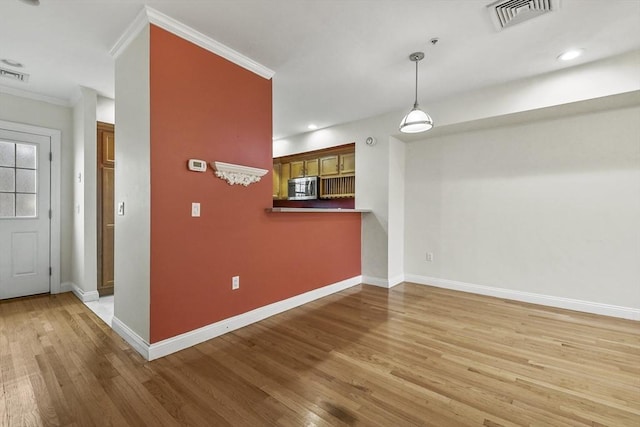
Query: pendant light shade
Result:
<box><xmin>399</xmin><ymin>104</ymin><xmax>433</xmax><ymax>133</ymax></box>
<box><xmin>399</xmin><ymin>52</ymin><xmax>433</xmax><ymax>134</ymax></box>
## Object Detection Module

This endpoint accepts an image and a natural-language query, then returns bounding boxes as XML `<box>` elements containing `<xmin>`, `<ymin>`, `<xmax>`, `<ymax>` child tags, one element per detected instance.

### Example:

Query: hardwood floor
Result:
<box><xmin>1</xmin><ymin>283</ymin><xmax>639</xmax><ymax>426</ymax></box>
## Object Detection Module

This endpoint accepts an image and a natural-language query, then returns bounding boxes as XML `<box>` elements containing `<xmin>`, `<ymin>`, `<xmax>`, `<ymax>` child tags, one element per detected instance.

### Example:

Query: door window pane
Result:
<box><xmin>0</xmin><ymin>142</ymin><xmax>38</xmax><ymax>218</ymax></box>
<box><xmin>0</xmin><ymin>193</ymin><xmax>15</xmax><ymax>217</ymax></box>
<box><xmin>16</xmin><ymin>193</ymin><xmax>36</xmax><ymax>217</ymax></box>
<box><xmin>16</xmin><ymin>143</ymin><xmax>37</xmax><ymax>169</ymax></box>
<box><xmin>16</xmin><ymin>169</ymin><xmax>36</xmax><ymax>193</ymax></box>
<box><xmin>0</xmin><ymin>167</ymin><xmax>15</xmax><ymax>192</ymax></box>
<box><xmin>0</xmin><ymin>141</ymin><xmax>14</xmax><ymax>167</ymax></box>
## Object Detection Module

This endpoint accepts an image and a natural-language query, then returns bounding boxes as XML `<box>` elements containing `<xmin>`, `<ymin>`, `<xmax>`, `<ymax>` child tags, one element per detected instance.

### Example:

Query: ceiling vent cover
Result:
<box><xmin>487</xmin><ymin>0</ymin><xmax>560</xmax><ymax>30</ymax></box>
<box><xmin>0</xmin><ymin>67</ymin><xmax>29</xmax><ymax>83</ymax></box>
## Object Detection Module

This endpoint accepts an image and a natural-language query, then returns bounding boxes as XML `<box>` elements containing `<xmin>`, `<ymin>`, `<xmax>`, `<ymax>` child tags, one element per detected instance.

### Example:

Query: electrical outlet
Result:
<box><xmin>232</xmin><ymin>276</ymin><xmax>240</xmax><ymax>290</ymax></box>
<box><xmin>426</xmin><ymin>252</ymin><xmax>434</xmax><ymax>262</ymax></box>
<box><xmin>191</xmin><ymin>202</ymin><xmax>200</xmax><ymax>217</ymax></box>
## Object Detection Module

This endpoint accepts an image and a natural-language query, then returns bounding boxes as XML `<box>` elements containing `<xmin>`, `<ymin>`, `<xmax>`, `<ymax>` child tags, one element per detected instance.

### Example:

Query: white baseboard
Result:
<box><xmin>362</xmin><ymin>276</ymin><xmax>390</xmax><ymax>288</ymax></box>
<box><xmin>362</xmin><ymin>275</ymin><xmax>404</xmax><ymax>289</ymax></box>
<box><xmin>112</xmin><ymin>316</ymin><xmax>150</xmax><ymax>360</ymax></box>
<box><xmin>112</xmin><ymin>275</ymin><xmax>362</xmax><ymax>361</ymax></box>
<box><xmin>404</xmin><ymin>274</ymin><xmax>640</xmax><ymax>321</ymax></box>
<box><xmin>65</xmin><ymin>282</ymin><xmax>100</xmax><ymax>302</ymax></box>
<box><xmin>388</xmin><ymin>274</ymin><xmax>405</xmax><ymax>288</ymax></box>
<box><xmin>60</xmin><ymin>281</ymin><xmax>74</xmax><ymax>293</ymax></box>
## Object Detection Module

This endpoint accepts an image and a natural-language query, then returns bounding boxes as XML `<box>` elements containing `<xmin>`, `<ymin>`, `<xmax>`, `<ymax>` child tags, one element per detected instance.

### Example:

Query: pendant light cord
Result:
<box><xmin>414</xmin><ymin>59</ymin><xmax>419</xmax><ymax>108</ymax></box>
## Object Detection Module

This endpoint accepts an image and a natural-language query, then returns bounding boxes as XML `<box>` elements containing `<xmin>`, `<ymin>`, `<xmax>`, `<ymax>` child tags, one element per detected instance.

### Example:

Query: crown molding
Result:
<box><xmin>0</xmin><ymin>84</ymin><xmax>71</xmax><ymax>107</ymax></box>
<box><xmin>109</xmin><ymin>6</ymin><xmax>275</xmax><ymax>80</ymax></box>
<box><xmin>109</xmin><ymin>7</ymin><xmax>149</xmax><ymax>59</ymax></box>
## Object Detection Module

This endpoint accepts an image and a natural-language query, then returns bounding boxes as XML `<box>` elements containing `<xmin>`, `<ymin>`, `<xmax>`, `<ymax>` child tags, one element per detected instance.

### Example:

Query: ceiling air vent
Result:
<box><xmin>0</xmin><ymin>67</ymin><xmax>29</xmax><ymax>83</ymax></box>
<box><xmin>487</xmin><ymin>0</ymin><xmax>560</xmax><ymax>30</ymax></box>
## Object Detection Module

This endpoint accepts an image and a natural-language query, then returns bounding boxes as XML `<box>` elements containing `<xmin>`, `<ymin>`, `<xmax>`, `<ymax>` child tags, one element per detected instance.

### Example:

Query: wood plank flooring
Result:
<box><xmin>1</xmin><ymin>283</ymin><xmax>639</xmax><ymax>426</ymax></box>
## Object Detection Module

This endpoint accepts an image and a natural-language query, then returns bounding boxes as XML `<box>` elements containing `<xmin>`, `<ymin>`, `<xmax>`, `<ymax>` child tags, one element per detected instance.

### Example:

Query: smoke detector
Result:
<box><xmin>0</xmin><ymin>67</ymin><xmax>29</xmax><ymax>83</ymax></box>
<box><xmin>487</xmin><ymin>0</ymin><xmax>560</xmax><ymax>31</ymax></box>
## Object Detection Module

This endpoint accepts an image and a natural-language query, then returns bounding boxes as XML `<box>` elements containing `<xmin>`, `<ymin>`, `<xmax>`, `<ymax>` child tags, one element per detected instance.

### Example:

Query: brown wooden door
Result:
<box><xmin>97</xmin><ymin>122</ymin><xmax>115</xmax><ymax>296</ymax></box>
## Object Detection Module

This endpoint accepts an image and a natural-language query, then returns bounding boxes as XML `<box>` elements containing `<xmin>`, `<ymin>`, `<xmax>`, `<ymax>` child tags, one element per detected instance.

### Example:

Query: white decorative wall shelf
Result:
<box><xmin>212</xmin><ymin>161</ymin><xmax>268</xmax><ymax>186</ymax></box>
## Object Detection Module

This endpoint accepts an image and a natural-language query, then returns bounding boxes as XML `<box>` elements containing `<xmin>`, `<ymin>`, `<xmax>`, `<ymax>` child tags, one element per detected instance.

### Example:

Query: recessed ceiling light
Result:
<box><xmin>18</xmin><ymin>0</ymin><xmax>40</xmax><ymax>5</ymax></box>
<box><xmin>1</xmin><ymin>59</ymin><xmax>24</xmax><ymax>68</ymax></box>
<box><xmin>557</xmin><ymin>49</ymin><xmax>584</xmax><ymax>61</ymax></box>
<box><xmin>307</xmin><ymin>124</ymin><xmax>318</xmax><ymax>130</ymax></box>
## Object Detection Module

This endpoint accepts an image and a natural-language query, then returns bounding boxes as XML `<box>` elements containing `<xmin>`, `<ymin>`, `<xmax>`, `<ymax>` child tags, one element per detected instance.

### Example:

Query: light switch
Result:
<box><xmin>117</xmin><ymin>202</ymin><xmax>125</xmax><ymax>216</ymax></box>
<box><xmin>191</xmin><ymin>202</ymin><xmax>200</xmax><ymax>217</ymax></box>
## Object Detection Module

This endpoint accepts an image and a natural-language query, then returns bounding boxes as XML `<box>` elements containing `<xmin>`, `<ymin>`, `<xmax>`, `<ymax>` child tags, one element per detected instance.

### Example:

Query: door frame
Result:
<box><xmin>0</xmin><ymin>119</ymin><xmax>61</xmax><ymax>294</ymax></box>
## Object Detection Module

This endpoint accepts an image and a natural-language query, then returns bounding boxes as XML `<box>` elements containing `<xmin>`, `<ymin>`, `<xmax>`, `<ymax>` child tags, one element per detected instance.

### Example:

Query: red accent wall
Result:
<box><xmin>149</xmin><ymin>26</ymin><xmax>362</xmax><ymax>343</ymax></box>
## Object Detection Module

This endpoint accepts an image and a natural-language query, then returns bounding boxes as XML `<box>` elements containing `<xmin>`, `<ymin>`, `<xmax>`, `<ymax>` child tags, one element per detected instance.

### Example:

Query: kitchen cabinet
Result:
<box><xmin>290</xmin><ymin>160</ymin><xmax>304</xmax><ymax>178</ymax></box>
<box><xmin>320</xmin><ymin>155</ymin><xmax>339</xmax><ymax>176</ymax></box>
<box><xmin>278</xmin><ymin>162</ymin><xmax>290</xmax><ymax>199</ymax></box>
<box><xmin>320</xmin><ymin>153</ymin><xmax>354</xmax><ymax>177</ymax></box>
<box><xmin>291</xmin><ymin>159</ymin><xmax>318</xmax><ymax>178</ymax></box>
<box><xmin>272</xmin><ymin>163</ymin><xmax>281</xmax><ymax>198</ymax></box>
<box><xmin>305</xmin><ymin>158</ymin><xmax>319</xmax><ymax>176</ymax></box>
<box><xmin>273</xmin><ymin>142</ymin><xmax>355</xmax><ymax>200</ymax></box>
<box><xmin>339</xmin><ymin>152</ymin><xmax>355</xmax><ymax>174</ymax></box>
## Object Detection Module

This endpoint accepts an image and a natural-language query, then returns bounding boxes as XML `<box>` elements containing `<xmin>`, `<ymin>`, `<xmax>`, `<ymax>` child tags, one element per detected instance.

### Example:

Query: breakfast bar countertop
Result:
<box><xmin>267</xmin><ymin>208</ymin><xmax>372</xmax><ymax>213</ymax></box>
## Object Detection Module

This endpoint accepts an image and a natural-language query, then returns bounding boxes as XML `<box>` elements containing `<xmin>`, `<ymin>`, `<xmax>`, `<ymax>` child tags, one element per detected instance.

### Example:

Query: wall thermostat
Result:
<box><xmin>365</xmin><ymin>136</ymin><xmax>376</xmax><ymax>146</ymax></box>
<box><xmin>188</xmin><ymin>159</ymin><xmax>207</xmax><ymax>172</ymax></box>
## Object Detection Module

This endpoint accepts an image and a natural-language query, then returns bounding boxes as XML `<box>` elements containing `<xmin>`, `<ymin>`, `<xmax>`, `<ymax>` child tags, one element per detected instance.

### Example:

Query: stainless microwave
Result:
<box><xmin>288</xmin><ymin>176</ymin><xmax>319</xmax><ymax>200</ymax></box>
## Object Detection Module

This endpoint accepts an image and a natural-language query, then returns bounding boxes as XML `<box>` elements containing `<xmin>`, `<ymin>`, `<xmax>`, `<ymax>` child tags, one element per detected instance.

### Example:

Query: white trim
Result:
<box><xmin>404</xmin><ymin>274</ymin><xmax>640</xmax><ymax>321</ymax></box>
<box><xmin>109</xmin><ymin>7</ymin><xmax>149</xmax><ymax>59</ymax></box>
<box><xmin>113</xmin><ymin>275</ymin><xmax>362</xmax><ymax>361</ymax></box>
<box><xmin>0</xmin><ymin>84</ymin><xmax>71</xmax><ymax>107</ymax></box>
<box><xmin>388</xmin><ymin>274</ymin><xmax>405</xmax><ymax>288</ymax></box>
<box><xmin>362</xmin><ymin>276</ymin><xmax>391</xmax><ymax>288</ymax></box>
<box><xmin>0</xmin><ymin>120</ymin><xmax>62</xmax><ymax>295</ymax></box>
<box><xmin>60</xmin><ymin>282</ymin><xmax>73</xmax><ymax>293</ymax></box>
<box><xmin>110</xmin><ymin>6</ymin><xmax>275</xmax><ymax>80</ymax></box>
<box><xmin>112</xmin><ymin>316</ymin><xmax>150</xmax><ymax>360</ymax></box>
<box><xmin>68</xmin><ymin>282</ymin><xmax>99</xmax><ymax>303</ymax></box>
<box><xmin>362</xmin><ymin>275</ymin><xmax>404</xmax><ymax>288</ymax></box>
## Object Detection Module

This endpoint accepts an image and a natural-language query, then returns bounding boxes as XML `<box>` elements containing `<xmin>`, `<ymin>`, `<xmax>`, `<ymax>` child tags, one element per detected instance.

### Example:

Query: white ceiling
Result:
<box><xmin>1</xmin><ymin>0</ymin><xmax>639</xmax><ymax>139</ymax></box>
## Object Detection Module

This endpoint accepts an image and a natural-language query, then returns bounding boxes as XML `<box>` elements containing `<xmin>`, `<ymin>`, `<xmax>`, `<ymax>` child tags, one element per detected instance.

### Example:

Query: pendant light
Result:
<box><xmin>399</xmin><ymin>52</ymin><xmax>433</xmax><ymax>133</ymax></box>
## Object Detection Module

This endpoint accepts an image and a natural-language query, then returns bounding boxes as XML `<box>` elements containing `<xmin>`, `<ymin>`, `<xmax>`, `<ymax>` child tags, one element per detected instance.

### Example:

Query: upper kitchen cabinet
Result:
<box><xmin>272</xmin><ymin>163</ymin><xmax>281</xmax><ymax>198</ymax></box>
<box><xmin>273</xmin><ymin>162</ymin><xmax>291</xmax><ymax>200</ymax></box>
<box><xmin>339</xmin><ymin>152</ymin><xmax>355</xmax><ymax>175</ymax></box>
<box><xmin>320</xmin><ymin>152</ymin><xmax>354</xmax><ymax>177</ymax></box>
<box><xmin>273</xmin><ymin>143</ymin><xmax>355</xmax><ymax>200</ymax></box>
<box><xmin>291</xmin><ymin>159</ymin><xmax>319</xmax><ymax>178</ymax></box>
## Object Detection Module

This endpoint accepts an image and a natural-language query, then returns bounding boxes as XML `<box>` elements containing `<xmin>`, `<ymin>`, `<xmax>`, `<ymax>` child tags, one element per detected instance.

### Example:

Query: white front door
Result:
<box><xmin>0</xmin><ymin>128</ymin><xmax>51</xmax><ymax>299</ymax></box>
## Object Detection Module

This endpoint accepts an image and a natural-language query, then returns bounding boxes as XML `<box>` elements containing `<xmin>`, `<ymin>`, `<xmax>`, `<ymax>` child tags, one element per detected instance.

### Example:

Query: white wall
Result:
<box><xmin>404</xmin><ymin>102</ymin><xmax>640</xmax><ymax>313</ymax></box>
<box><xmin>97</xmin><ymin>96</ymin><xmax>115</xmax><ymax>124</ymax></box>
<box><xmin>114</xmin><ymin>25</ymin><xmax>151</xmax><ymax>342</ymax></box>
<box><xmin>387</xmin><ymin>136</ymin><xmax>405</xmax><ymax>285</ymax></box>
<box><xmin>0</xmin><ymin>92</ymin><xmax>73</xmax><ymax>284</ymax></box>
<box><xmin>71</xmin><ymin>87</ymin><xmax>98</xmax><ymax>296</ymax></box>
